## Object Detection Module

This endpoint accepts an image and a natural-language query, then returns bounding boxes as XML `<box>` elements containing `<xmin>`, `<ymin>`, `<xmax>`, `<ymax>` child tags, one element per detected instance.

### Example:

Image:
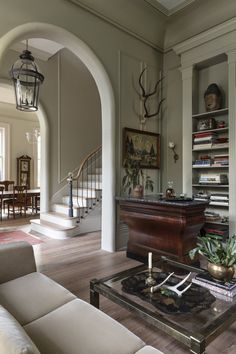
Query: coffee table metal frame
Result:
<box><xmin>90</xmin><ymin>257</ymin><xmax>236</xmax><ymax>354</ymax></box>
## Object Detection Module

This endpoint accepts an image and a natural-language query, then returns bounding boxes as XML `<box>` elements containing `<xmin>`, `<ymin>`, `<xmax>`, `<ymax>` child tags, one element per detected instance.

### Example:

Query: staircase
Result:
<box><xmin>30</xmin><ymin>146</ymin><xmax>102</xmax><ymax>239</ymax></box>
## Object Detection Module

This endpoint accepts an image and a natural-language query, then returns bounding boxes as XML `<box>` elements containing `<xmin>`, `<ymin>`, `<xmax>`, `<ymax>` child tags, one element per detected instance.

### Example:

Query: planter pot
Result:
<box><xmin>207</xmin><ymin>262</ymin><xmax>235</xmax><ymax>282</ymax></box>
<box><xmin>132</xmin><ymin>185</ymin><xmax>143</xmax><ymax>198</ymax></box>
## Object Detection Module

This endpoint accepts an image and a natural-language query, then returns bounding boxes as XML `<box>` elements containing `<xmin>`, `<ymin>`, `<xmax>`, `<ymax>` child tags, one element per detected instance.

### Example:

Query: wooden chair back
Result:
<box><xmin>7</xmin><ymin>185</ymin><xmax>27</xmax><ymax>219</ymax></box>
<box><xmin>0</xmin><ymin>180</ymin><xmax>14</xmax><ymax>191</ymax></box>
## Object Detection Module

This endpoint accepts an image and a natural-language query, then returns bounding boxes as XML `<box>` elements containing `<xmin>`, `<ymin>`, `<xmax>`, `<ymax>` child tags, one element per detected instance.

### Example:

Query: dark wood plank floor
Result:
<box><xmin>32</xmin><ymin>232</ymin><xmax>236</xmax><ymax>354</ymax></box>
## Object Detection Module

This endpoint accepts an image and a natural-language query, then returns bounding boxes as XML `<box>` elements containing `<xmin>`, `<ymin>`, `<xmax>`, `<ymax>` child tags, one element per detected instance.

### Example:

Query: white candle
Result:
<box><xmin>148</xmin><ymin>252</ymin><xmax>152</xmax><ymax>269</ymax></box>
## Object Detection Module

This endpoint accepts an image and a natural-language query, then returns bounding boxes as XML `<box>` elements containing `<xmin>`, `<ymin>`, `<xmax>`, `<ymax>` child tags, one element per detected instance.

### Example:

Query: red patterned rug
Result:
<box><xmin>0</xmin><ymin>231</ymin><xmax>43</xmax><ymax>245</ymax></box>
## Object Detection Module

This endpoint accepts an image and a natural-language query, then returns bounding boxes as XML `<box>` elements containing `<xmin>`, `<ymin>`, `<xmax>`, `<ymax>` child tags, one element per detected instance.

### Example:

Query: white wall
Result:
<box><xmin>0</xmin><ymin>102</ymin><xmax>39</xmax><ymax>188</ymax></box>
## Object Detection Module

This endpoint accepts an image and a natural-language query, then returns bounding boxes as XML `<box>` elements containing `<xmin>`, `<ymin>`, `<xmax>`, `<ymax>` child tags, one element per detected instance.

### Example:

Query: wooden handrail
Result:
<box><xmin>73</xmin><ymin>145</ymin><xmax>102</xmax><ymax>181</ymax></box>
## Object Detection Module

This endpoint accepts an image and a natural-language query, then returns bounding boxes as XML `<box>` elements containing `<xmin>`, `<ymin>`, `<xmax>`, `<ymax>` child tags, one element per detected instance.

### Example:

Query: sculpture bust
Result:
<box><xmin>204</xmin><ymin>83</ymin><xmax>222</xmax><ymax>111</ymax></box>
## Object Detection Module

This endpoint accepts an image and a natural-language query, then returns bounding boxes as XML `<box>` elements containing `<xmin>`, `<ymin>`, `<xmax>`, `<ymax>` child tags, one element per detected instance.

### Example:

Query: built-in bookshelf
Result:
<box><xmin>191</xmin><ymin>60</ymin><xmax>229</xmax><ymax>239</ymax></box>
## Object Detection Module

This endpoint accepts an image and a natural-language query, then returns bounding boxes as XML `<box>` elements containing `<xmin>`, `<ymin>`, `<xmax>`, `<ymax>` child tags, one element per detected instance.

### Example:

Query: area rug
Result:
<box><xmin>0</xmin><ymin>231</ymin><xmax>43</xmax><ymax>245</ymax></box>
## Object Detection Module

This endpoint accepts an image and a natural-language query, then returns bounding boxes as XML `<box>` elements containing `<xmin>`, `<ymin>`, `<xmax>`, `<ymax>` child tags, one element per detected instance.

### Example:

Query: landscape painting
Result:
<box><xmin>123</xmin><ymin>128</ymin><xmax>160</xmax><ymax>169</ymax></box>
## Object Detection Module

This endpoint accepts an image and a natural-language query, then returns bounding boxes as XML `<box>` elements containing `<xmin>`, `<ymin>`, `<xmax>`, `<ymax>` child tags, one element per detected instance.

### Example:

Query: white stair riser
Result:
<box><xmin>72</xmin><ymin>188</ymin><xmax>102</xmax><ymax>199</ymax></box>
<box><xmin>41</xmin><ymin>213</ymin><xmax>78</xmax><ymax>227</ymax></box>
<box><xmin>52</xmin><ymin>204</ymin><xmax>81</xmax><ymax>217</ymax></box>
<box><xmin>86</xmin><ymin>174</ymin><xmax>102</xmax><ymax>182</ymax></box>
<box><xmin>62</xmin><ymin>196</ymin><xmax>97</xmax><ymax>208</ymax></box>
<box><xmin>79</xmin><ymin>181</ymin><xmax>102</xmax><ymax>189</ymax></box>
<box><xmin>30</xmin><ymin>221</ymin><xmax>80</xmax><ymax>239</ymax></box>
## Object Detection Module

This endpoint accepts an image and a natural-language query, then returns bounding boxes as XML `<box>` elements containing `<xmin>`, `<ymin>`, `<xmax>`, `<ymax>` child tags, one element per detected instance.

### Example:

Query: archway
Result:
<box><xmin>0</xmin><ymin>23</ymin><xmax>116</xmax><ymax>252</ymax></box>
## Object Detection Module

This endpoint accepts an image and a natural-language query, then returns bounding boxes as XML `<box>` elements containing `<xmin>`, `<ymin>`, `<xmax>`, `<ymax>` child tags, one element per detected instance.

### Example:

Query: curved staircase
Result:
<box><xmin>30</xmin><ymin>146</ymin><xmax>102</xmax><ymax>239</ymax></box>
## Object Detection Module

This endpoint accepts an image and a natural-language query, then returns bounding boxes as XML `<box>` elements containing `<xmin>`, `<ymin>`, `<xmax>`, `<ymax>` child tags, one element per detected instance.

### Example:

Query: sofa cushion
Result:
<box><xmin>0</xmin><ymin>272</ymin><xmax>76</xmax><ymax>325</ymax></box>
<box><xmin>135</xmin><ymin>345</ymin><xmax>163</xmax><ymax>354</ymax></box>
<box><xmin>24</xmin><ymin>298</ymin><xmax>145</xmax><ymax>354</ymax></box>
<box><xmin>0</xmin><ymin>305</ymin><xmax>40</xmax><ymax>354</ymax></box>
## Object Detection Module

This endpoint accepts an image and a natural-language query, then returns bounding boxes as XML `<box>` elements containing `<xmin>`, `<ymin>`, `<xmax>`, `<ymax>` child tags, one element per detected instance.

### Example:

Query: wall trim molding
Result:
<box><xmin>66</xmin><ymin>0</ymin><xmax>163</xmax><ymax>53</ymax></box>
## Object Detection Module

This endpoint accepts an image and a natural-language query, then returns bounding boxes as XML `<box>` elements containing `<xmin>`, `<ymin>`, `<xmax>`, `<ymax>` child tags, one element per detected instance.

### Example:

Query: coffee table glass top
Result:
<box><xmin>101</xmin><ymin>257</ymin><xmax>236</xmax><ymax>335</ymax></box>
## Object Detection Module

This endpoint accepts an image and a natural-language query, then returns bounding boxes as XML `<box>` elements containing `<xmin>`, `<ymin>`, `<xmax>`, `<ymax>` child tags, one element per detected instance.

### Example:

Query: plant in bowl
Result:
<box><xmin>122</xmin><ymin>158</ymin><xmax>154</xmax><ymax>197</ymax></box>
<box><xmin>189</xmin><ymin>235</ymin><xmax>236</xmax><ymax>281</ymax></box>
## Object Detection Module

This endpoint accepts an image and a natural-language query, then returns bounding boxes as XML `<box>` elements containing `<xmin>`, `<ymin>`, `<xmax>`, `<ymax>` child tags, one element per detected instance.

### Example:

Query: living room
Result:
<box><xmin>0</xmin><ymin>0</ymin><xmax>236</xmax><ymax>353</ymax></box>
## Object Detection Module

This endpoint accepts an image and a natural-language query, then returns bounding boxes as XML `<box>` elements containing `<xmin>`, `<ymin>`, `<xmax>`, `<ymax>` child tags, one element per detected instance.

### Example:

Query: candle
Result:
<box><xmin>148</xmin><ymin>252</ymin><xmax>152</xmax><ymax>269</ymax></box>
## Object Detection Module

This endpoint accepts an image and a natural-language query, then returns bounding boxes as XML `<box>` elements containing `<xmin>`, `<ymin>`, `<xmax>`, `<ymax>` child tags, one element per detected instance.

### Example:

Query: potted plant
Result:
<box><xmin>189</xmin><ymin>235</ymin><xmax>236</xmax><ymax>281</ymax></box>
<box><xmin>122</xmin><ymin>158</ymin><xmax>154</xmax><ymax>197</ymax></box>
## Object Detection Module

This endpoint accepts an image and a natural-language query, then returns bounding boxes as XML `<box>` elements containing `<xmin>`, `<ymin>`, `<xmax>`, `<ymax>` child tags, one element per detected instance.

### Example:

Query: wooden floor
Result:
<box><xmin>24</xmin><ymin>231</ymin><xmax>236</xmax><ymax>354</ymax></box>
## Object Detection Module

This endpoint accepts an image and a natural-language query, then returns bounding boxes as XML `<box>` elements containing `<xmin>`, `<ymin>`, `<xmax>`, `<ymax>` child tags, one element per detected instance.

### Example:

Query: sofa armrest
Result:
<box><xmin>0</xmin><ymin>242</ymin><xmax>36</xmax><ymax>284</ymax></box>
<box><xmin>135</xmin><ymin>346</ymin><xmax>163</xmax><ymax>354</ymax></box>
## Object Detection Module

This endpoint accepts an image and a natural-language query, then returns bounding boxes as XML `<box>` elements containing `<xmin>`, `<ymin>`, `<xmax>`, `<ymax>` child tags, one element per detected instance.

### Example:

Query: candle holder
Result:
<box><xmin>145</xmin><ymin>268</ymin><xmax>156</xmax><ymax>287</ymax></box>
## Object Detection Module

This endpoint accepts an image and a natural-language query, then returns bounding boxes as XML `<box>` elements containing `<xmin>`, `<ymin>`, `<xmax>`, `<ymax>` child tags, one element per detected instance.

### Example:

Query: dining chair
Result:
<box><xmin>0</xmin><ymin>180</ymin><xmax>15</xmax><ymax>213</ymax></box>
<box><xmin>0</xmin><ymin>186</ymin><xmax>4</xmax><ymax>221</ymax></box>
<box><xmin>6</xmin><ymin>185</ymin><xmax>27</xmax><ymax>219</ymax></box>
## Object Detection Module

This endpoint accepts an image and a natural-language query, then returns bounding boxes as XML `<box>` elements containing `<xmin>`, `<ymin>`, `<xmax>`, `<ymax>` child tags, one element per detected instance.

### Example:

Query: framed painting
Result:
<box><xmin>123</xmin><ymin>128</ymin><xmax>160</xmax><ymax>169</ymax></box>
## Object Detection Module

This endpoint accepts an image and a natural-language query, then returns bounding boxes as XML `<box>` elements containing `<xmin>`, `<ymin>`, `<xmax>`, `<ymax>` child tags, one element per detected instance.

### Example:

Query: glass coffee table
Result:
<box><xmin>90</xmin><ymin>257</ymin><xmax>236</xmax><ymax>354</ymax></box>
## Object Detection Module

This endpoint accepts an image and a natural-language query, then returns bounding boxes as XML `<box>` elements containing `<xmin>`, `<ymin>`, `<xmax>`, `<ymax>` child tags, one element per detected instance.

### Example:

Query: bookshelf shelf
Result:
<box><xmin>192</xmin><ymin>145</ymin><xmax>229</xmax><ymax>152</ymax></box>
<box><xmin>192</xmin><ymin>165</ymin><xmax>228</xmax><ymax>169</ymax></box>
<box><xmin>192</xmin><ymin>108</ymin><xmax>228</xmax><ymax>119</ymax></box>
<box><xmin>205</xmin><ymin>221</ymin><xmax>229</xmax><ymax>226</ymax></box>
<box><xmin>193</xmin><ymin>184</ymin><xmax>229</xmax><ymax>188</ymax></box>
<box><xmin>192</xmin><ymin>127</ymin><xmax>228</xmax><ymax>135</ymax></box>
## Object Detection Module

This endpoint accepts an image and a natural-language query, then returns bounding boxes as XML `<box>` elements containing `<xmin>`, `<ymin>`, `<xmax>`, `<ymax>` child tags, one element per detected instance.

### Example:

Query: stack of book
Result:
<box><xmin>193</xmin><ymin>132</ymin><xmax>216</xmax><ymax>150</ymax></box>
<box><xmin>199</xmin><ymin>173</ymin><xmax>228</xmax><ymax>184</ymax></box>
<box><xmin>204</xmin><ymin>226</ymin><xmax>228</xmax><ymax>240</ymax></box>
<box><xmin>209</xmin><ymin>193</ymin><xmax>229</xmax><ymax>206</ymax></box>
<box><xmin>212</xmin><ymin>137</ymin><xmax>229</xmax><ymax>149</ymax></box>
<box><xmin>193</xmin><ymin>155</ymin><xmax>212</xmax><ymax>167</ymax></box>
<box><xmin>204</xmin><ymin>211</ymin><xmax>221</xmax><ymax>222</ymax></box>
<box><xmin>194</xmin><ymin>192</ymin><xmax>210</xmax><ymax>202</ymax></box>
<box><xmin>192</xmin><ymin>273</ymin><xmax>236</xmax><ymax>301</ymax></box>
<box><xmin>212</xmin><ymin>154</ymin><xmax>229</xmax><ymax>167</ymax></box>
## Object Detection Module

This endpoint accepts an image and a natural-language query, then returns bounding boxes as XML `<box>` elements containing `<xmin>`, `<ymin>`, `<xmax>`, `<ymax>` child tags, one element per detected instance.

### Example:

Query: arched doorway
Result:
<box><xmin>0</xmin><ymin>23</ymin><xmax>116</xmax><ymax>252</ymax></box>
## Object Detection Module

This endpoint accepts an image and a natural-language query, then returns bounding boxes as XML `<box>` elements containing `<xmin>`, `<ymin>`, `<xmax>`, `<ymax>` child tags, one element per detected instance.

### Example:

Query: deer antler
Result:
<box><xmin>138</xmin><ymin>68</ymin><xmax>165</xmax><ymax>120</ymax></box>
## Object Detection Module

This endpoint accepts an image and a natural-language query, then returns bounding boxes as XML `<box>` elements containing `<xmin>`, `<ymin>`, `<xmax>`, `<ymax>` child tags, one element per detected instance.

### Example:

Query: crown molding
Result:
<box><xmin>65</xmin><ymin>0</ymin><xmax>163</xmax><ymax>53</ymax></box>
<box><xmin>144</xmin><ymin>0</ymin><xmax>195</xmax><ymax>16</ymax></box>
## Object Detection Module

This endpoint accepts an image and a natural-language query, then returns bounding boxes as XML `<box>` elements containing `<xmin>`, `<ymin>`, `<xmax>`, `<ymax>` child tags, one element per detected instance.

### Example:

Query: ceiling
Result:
<box><xmin>145</xmin><ymin>0</ymin><xmax>196</xmax><ymax>15</ymax></box>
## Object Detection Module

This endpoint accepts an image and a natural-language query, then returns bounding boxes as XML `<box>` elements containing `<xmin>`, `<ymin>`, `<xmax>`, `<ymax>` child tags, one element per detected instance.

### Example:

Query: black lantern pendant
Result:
<box><xmin>10</xmin><ymin>42</ymin><xmax>44</xmax><ymax>112</ymax></box>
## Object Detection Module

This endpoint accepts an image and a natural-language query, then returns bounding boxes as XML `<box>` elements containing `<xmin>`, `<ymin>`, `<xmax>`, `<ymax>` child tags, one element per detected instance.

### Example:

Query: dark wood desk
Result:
<box><xmin>117</xmin><ymin>196</ymin><xmax>208</xmax><ymax>264</ymax></box>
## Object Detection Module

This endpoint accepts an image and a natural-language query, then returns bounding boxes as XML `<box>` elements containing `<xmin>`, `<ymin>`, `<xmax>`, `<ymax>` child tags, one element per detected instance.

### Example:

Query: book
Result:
<box><xmin>192</xmin><ymin>273</ymin><xmax>236</xmax><ymax>297</ymax></box>
<box><xmin>193</xmin><ymin>143</ymin><xmax>213</xmax><ymax>150</ymax></box>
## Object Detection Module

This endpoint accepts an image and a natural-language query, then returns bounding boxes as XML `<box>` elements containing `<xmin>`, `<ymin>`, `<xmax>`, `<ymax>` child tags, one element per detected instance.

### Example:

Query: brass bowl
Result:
<box><xmin>207</xmin><ymin>262</ymin><xmax>235</xmax><ymax>282</ymax></box>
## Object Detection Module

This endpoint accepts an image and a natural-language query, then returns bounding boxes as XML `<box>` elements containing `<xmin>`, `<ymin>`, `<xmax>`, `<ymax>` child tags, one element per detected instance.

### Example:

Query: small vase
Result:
<box><xmin>207</xmin><ymin>262</ymin><xmax>235</xmax><ymax>282</ymax></box>
<box><xmin>132</xmin><ymin>185</ymin><xmax>143</xmax><ymax>198</ymax></box>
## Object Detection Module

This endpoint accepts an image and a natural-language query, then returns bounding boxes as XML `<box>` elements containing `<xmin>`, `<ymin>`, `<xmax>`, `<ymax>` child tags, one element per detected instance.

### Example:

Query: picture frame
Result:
<box><xmin>123</xmin><ymin>128</ymin><xmax>160</xmax><ymax>169</ymax></box>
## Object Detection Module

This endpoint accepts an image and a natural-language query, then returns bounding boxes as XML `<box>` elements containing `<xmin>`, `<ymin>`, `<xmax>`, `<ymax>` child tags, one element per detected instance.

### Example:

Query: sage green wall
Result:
<box><xmin>0</xmin><ymin>103</ymin><xmax>38</xmax><ymax>188</ymax></box>
<box><xmin>0</xmin><ymin>0</ymin><xmax>162</xmax><ymax>199</ymax></box>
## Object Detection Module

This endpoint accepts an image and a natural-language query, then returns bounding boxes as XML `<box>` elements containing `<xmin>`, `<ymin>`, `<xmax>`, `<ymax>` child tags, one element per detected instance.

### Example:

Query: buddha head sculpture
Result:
<box><xmin>204</xmin><ymin>83</ymin><xmax>222</xmax><ymax>112</ymax></box>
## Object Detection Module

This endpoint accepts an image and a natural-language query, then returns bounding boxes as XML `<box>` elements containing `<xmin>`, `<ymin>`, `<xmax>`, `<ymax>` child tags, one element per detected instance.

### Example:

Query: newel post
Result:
<box><xmin>67</xmin><ymin>172</ymin><xmax>73</xmax><ymax>217</ymax></box>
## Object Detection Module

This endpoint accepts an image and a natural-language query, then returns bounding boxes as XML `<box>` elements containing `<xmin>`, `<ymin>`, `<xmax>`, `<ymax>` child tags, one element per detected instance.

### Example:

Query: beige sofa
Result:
<box><xmin>0</xmin><ymin>241</ymin><xmax>163</xmax><ymax>354</ymax></box>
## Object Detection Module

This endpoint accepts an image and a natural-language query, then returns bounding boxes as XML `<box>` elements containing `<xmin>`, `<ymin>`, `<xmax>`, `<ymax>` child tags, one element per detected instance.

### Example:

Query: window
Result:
<box><xmin>0</xmin><ymin>123</ymin><xmax>10</xmax><ymax>180</ymax></box>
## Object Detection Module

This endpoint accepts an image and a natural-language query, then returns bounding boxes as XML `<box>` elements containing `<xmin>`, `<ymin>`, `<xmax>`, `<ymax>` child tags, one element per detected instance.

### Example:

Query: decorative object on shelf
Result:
<box><xmin>123</xmin><ymin>127</ymin><xmax>160</xmax><ymax>169</ymax></box>
<box><xmin>138</xmin><ymin>67</ymin><xmax>165</xmax><ymax>126</ymax></box>
<box><xmin>165</xmin><ymin>181</ymin><xmax>175</xmax><ymax>199</ymax></box>
<box><xmin>122</xmin><ymin>157</ymin><xmax>154</xmax><ymax>197</ymax></box>
<box><xmin>10</xmin><ymin>40</ymin><xmax>44</xmax><ymax>112</ymax></box>
<box><xmin>145</xmin><ymin>252</ymin><xmax>156</xmax><ymax>287</ymax></box>
<box><xmin>151</xmin><ymin>272</ymin><xmax>192</xmax><ymax>297</ymax></box>
<box><xmin>197</xmin><ymin>117</ymin><xmax>216</xmax><ymax>131</ymax></box>
<box><xmin>17</xmin><ymin>155</ymin><xmax>31</xmax><ymax>188</ymax></box>
<box><xmin>168</xmin><ymin>141</ymin><xmax>179</xmax><ymax>163</ymax></box>
<box><xmin>25</xmin><ymin>128</ymin><xmax>40</xmax><ymax>144</ymax></box>
<box><xmin>204</xmin><ymin>83</ymin><xmax>222</xmax><ymax>112</ymax></box>
<box><xmin>189</xmin><ymin>235</ymin><xmax>236</xmax><ymax>281</ymax></box>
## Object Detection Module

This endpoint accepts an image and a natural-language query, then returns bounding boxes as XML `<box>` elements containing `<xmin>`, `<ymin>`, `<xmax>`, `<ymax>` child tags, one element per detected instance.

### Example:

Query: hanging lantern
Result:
<box><xmin>10</xmin><ymin>44</ymin><xmax>44</xmax><ymax>112</ymax></box>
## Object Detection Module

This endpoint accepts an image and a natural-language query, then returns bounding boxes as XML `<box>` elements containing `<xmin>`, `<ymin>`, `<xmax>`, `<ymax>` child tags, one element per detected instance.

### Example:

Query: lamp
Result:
<box><xmin>168</xmin><ymin>142</ymin><xmax>179</xmax><ymax>163</ymax></box>
<box><xmin>10</xmin><ymin>40</ymin><xmax>44</xmax><ymax>112</ymax></box>
<box><xmin>25</xmin><ymin>128</ymin><xmax>40</xmax><ymax>144</ymax></box>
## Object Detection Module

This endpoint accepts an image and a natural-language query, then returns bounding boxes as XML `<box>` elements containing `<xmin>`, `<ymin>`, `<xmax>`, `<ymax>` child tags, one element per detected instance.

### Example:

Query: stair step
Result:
<box><xmin>86</xmin><ymin>174</ymin><xmax>102</xmax><ymax>182</ymax></box>
<box><xmin>30</xmin><ymin>219</ymin><xmax>80</xmax><ymax>239</ymax></box>
<box><xmin>40</xmin><ymin>212</ymin><xmax>79</xmax><ymax>227</ymax></box>
<box><xmin>62</xmin><ymin>196</ymin><xmax>97</xmax><ymax>208</ymax></box>
<box><xmin>72</xmin><ymin>188</ymin><xmax>102</xmax><ymax>199</ymax></box>
<box><xmin>52</xmin><ymin>203</ymin><xmax>84</xmax><ymax>217</ymax></box>
<box><xmin>79</xmin><ymin>181</ymin><xmax>102</xmax><ymax>189</ymax></box>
